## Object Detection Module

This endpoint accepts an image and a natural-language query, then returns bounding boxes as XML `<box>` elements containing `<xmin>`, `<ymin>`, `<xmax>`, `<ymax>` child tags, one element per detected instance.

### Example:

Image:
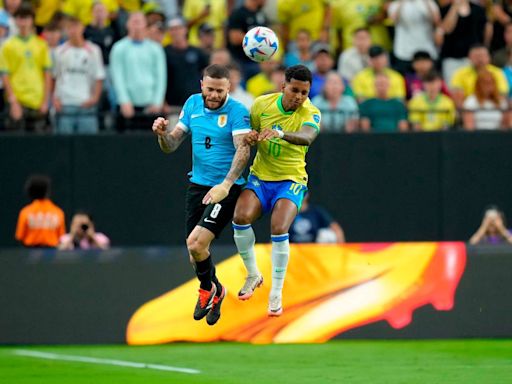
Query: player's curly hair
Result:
<box><xmin>285</xmin><ymin>65</ymin><xmax>312</xmax><ymax>84</ymax></box>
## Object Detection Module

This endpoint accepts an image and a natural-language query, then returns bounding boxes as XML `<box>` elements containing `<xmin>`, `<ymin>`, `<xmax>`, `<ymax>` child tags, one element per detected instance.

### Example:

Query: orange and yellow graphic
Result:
<box><xmin>126</xmin><ymin>242</ymin><xmax>466</xmax><ymax>344</ymax></box>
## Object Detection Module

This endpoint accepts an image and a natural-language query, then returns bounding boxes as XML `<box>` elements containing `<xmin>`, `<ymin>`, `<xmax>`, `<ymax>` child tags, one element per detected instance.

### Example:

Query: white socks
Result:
<box><xmin>233</xmin><ymin>222</ymin><xmax>260</xmax><ymax>276</ymax></box>
<box><xmin>270</xmin><ymin>233</ymin><xmax>289</xmax><ymax>299</ymax></box>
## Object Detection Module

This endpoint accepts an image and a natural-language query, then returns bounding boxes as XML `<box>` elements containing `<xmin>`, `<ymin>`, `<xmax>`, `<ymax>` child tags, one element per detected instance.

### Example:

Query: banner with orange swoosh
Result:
<box><xmin>126</xmin><ymin>242</ymin><xmax>466</xmax><ymax>344</ymax></box>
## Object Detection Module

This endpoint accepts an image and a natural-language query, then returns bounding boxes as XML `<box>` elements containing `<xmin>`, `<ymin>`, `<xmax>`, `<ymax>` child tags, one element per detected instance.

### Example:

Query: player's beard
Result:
<box><xmin>202</xmin><ymin>93</ymin><xmax>227</xmax><ymax>110</ymax></box>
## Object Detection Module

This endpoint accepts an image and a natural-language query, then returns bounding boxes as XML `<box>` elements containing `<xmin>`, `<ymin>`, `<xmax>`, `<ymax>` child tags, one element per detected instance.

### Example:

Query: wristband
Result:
<box><xmin>277</xmin><ymin>130</ymin><xmax>284</xmax><ymax>139</ymax></box>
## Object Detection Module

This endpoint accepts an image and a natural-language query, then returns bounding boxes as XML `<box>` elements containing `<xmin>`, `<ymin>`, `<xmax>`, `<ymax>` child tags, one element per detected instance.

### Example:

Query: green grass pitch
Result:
<box><xmin>1</xmin><ymin>340</ymin><xmax>511</xmax><ymax>384</ymax></box>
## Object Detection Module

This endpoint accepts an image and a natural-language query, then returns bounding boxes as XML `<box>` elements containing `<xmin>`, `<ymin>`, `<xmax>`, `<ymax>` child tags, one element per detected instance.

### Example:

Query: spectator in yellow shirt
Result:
<box><xmin>408</xmin><ymin>71</ymin><xmax>456</xmax><ymax>131</ymax></box>
<box><xmin>450</xmin><ymin>44</ymin><xmax>509</xmax><ymax>108</ymax></box>
<box><xmin>1</xmin><ymin>4</ymin><xmax>52</xmax><ymax>132</ymax></box>
<box><xmin>352</xmin><ymin>45</ymin><xmax>405</xmax><ymax>101</ymax></box>
<box><xmin>183</xmin><ymin>0</ymin><xmax>227</xmax><ymax>50</ymax></box>
<box><xmin>246</xmin><ymin>60</ymin><xmax>278</xmax><ymax>97</ymax></box>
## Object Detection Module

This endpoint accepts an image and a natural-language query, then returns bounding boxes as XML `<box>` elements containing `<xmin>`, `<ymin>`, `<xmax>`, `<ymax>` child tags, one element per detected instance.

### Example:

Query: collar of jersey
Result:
<box><xmin>277</xmin><ymin>94</ymin><xmax>294</xmax><ymax>115</ymax></box>
<box><xmin>16</xmin><ymin>34</ymin><xmax>34</xmax><ymax>42</ymax></box>
<box><xmin>205</xmin><ymin>95</ymin><xmax>230</xmax><ymax>113</ymax></box>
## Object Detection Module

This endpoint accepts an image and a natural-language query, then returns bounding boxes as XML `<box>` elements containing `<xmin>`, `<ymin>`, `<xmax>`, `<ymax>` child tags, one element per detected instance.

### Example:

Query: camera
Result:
<box><xmin>81</xmin><ymin>224</ymin><xmax>89</xmax><ymax>231</ymax></box>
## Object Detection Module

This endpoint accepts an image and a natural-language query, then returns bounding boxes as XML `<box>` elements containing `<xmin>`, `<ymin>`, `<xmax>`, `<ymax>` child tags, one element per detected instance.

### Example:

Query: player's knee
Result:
<box><xmin>271</xmin><ymin>223</ymin><xmax>290</xmax><ymax>236</ymax></box>
<box><xmin>186</xmin><ymin>237</ymin><xmax>206</xmax><ymax>258</ymax></box>
<box><xmin>233</xmin><ymin>210</ymin><xmax>253</xmax><ymax>226</ymax></box>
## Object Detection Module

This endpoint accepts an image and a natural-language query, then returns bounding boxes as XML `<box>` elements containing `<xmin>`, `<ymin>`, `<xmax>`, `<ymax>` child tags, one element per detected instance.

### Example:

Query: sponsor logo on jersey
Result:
<box><xmin>218</xmin><ymin>114</ymin><xmax>228</xmax><ymax>127</ymax></box>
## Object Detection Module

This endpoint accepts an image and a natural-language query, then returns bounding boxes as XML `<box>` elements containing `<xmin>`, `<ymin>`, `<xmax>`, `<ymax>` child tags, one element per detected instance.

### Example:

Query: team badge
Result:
<box><xmin>218</xmin><ymin>114</ymin><xmax>228</xmax><ymax>127</ymax></box>
<box><xmin>313</xmin><ymin>114</ymin><xmax>320</xmax><ymax>124</ymax></box>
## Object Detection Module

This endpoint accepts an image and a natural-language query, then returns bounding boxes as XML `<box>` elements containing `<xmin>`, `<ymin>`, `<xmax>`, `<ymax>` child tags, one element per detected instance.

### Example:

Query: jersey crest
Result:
<box><xmin>218</xmin><ymin>114</ymin><xmax>228</xmax><ymax>128</ymax></box>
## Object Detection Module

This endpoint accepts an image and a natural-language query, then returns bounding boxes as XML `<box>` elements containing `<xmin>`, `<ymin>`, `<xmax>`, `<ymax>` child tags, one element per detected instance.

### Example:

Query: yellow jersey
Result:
<box><xmin>408</xmin><ymin>93</ymin><xmax>456</xmax><ymax>131</ymax></box>
<box><xmin>450</xmin><ymin>64</ymin><xmax>509</xmax><ymax>98</ymax></box>
<box><xmin>352</xmin><ymin>67</ymin><xmax>406</xmax><ymax>100</ymax></box>
<box><xmin>0</xmin><ymin>35</ymin><xmax>52</xmax><ymax>109</ymax></box>
<box><xmin>183</xmin><ymin>0</ymin><xmax>227</xmax><ymax>49</ymax></box>
<box><xmin>277</xmin><ymin>0</ymin><xmax>329</xmax><ymax>42</ymax></box>
<box><xmin>35</xmin><ymin>0</ymin><xmax>62</xmax><ymax>27</ymax></box>
<box><xmin>250</xmin><ymin>93</ymin><xmax>321</xmax><ymax>185</ymax></box>
<box><xmin>61</xmin><ymin>0</ymin><xmax>119</xmax><ymax>26</ymax></box>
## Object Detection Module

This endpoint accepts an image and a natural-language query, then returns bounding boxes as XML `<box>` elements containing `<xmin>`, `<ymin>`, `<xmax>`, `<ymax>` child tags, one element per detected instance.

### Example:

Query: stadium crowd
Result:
<box><xmin>1</xmin><ymin>0</ymin><xmax>512</xmax><ymax>133</ymax></box>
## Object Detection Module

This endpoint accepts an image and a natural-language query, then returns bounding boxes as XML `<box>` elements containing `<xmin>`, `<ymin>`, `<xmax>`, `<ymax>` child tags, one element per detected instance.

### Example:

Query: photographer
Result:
<box><xmin>469</xmin><ymin>206</ymin><xmax>512</xmax><ymax>245</ymax></box>
<box><xmin>58</xmin><ymin>211</ymin><xmax>110</xmax><ymax>250</ymax></box>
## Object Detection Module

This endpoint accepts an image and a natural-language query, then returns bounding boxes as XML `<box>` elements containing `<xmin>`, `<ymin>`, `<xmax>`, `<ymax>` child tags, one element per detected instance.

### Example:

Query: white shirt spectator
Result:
<box><xmin>53</xmin><ymin>41</ymin><xmax>106</xmax><ymax>106</ymax></box>
<box><xmin>388</xmin><ymin>0</ymin><xmax>439</xmax><ymax>61</ymax></box>
<box><xmin>337</xmin><ymin>47</ymin><xmax>369</xmax><ymax>82</ymax></box>
<box><xmin>463</xmin><ymin>95</ymin><xmax>508</xmax><ymax>130</ymax></box>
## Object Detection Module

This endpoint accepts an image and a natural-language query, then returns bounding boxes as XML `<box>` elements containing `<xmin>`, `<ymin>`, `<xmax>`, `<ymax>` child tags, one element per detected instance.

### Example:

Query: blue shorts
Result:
<box><xmin>245</xmin><ymin>174</ymin><xmax>308</xmax><ymax>214</ymax></box>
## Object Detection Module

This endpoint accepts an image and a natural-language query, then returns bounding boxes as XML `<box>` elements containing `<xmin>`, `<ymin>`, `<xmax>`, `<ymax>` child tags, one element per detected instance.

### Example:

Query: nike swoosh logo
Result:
<box><xmin>204</xmin><ymin>218</ymin><xmax>216</xmax><ymax>224</ymax></box>
<box><xmin>260</xmin><ymin>113</ymin><xmax>270</xmax><ymax>117</ymax></box>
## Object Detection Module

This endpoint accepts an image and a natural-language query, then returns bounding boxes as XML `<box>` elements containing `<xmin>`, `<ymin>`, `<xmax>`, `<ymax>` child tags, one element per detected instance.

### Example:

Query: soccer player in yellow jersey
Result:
<box><xmin>232</xmin><ymin>65</ymin><xmax>321</xmax><ymax>317</ymax></box>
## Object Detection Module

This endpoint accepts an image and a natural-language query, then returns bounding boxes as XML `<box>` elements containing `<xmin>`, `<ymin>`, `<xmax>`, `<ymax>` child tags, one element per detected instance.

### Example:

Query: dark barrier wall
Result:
<box><xmin>2</xmin><ymin>132</ymin><xmax>512</xmax><ymax>246</ymax></box>
<box><xmin>1</xmin><ymin>245</ymin><xmax>511</xmax><ymax>344</ymax></box>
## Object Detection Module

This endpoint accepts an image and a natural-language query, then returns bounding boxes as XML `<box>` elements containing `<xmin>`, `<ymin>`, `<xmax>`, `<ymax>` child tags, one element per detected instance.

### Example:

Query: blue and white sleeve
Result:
<box><xmin>231</xmin><ymin>104</ymin><xmax>252</xmax><ymax>136</ymax></box>
<box><xmin>176</xmin><ymin>96</ymin><xmax>193</xmax><ymax>132</ymax></box>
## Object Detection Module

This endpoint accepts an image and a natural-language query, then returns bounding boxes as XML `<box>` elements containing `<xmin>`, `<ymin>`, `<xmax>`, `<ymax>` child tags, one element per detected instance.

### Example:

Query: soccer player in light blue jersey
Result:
<box><xmin>152</xmin><ymin>64</ymin><xmax>251</xmax><ymax>325</ymax></box>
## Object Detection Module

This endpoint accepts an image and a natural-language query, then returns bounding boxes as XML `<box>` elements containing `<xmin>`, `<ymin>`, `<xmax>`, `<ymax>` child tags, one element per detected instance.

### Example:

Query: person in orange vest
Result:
<box><xmin>15</xmin><ymin>174</ymin><xmax>66</xmax><ymax>248</ymax></box>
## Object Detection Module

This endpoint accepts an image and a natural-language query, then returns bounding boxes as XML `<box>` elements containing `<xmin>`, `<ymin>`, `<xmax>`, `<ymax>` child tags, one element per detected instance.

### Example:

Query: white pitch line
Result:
<box><xmin>13</xmin><ymin>349</ymin><xmax>200</xmax><ymax>375</ymax></box>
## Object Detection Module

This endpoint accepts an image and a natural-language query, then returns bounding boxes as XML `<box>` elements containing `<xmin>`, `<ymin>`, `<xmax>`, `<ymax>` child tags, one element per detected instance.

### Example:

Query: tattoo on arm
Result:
<box><xmin>158</xmin><ymin>127</ymin><xmax>188</xmax><ymax>153</ymax></box>
<box><xmin>282</xmin><ymin>125</ymin><xmax>319</xmax><ymax>146</ymax></box>
<box><xmin>225</xmin><ymin>134</ymin><xmax>251</xmax><ymax>184</ymax></box>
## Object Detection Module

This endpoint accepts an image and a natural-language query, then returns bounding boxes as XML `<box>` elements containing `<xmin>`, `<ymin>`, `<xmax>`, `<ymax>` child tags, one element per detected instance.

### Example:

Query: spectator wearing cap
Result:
<box><xmin>109</xmin><ymin>12</ymin><xmax>166</xmax><ymax>131</ymax></box>
<box><xmin>1</xmin><ymin>4</ymin><xmax>52</xmax><ymax>132</ymax></box>
<box><xmin>198</xmin><ymin>23</ymin><xmax>216</xmax><ymax>55</ymax></box>
<box><xmin>283</xmin><ymin>29</ymin><xmax>315</xmax><ymax>72</ymax></box>
<box><xmin>164</xmin><ymin>16</ymin><xmax>209</xmax><ymax>107</ymax></box>
<box><xmin>450</xmin><ymin>44</ymin><xmax>509</xmax><ymax>109</ymax></box>
<box><xmin>352</xmin><ymin>45</ymin><xmax>406</xmax><ymax>102</ymax></box>
<box><xmin>337</xmin><ymin>27</ymin><xmax>371</xmax><ymax>83</ymax></box>
<box><xmin>53</xmin><ymin>15</ymin><xmax>105</xmax><ymax>134</ymax></box>
<box><xmin>183</xmin><ymin>0</ymin><xmax>227</xmax><ymax>50</ymax></box>
<box><xmin>147</xmin><ymin>20</ymin><xmax>166</xmax><ymax>44</ymax></box>
<box><xmin>143</xmin><ymin>1</ymin><xmax>166</xmax><ymax>26</ymax></box>
<box><xmin>310</xmin><ymin>43</ymin><xmax>335</xmax><ymax>99</ymax></box>
<box><xmin>277</xmin><ymin>0</ymin><xmax>331</xmax><ymax>51</ymax></box>
<box><xmin>228</xmin><ymin>63</ymin><xmax>254</xmax><ymax>109</ymax></box>
<box><xmin>408</xmin><ymin>71</ymin><xmax>456</xmax><ymax>131</ymax></box>
<box><xmin>359</xmin><ymin>73</ymin><xmax>408</xmax><ymax>133</ymax></box>
<box><xmin>387</xmin><ymin>0</ymin><xmax>440</xmax><ymax>75</ymax></box>
<box><xmin>406</xmin><ymin>51</ymin><xmax>450</xmax><ymax>100</ymax></box>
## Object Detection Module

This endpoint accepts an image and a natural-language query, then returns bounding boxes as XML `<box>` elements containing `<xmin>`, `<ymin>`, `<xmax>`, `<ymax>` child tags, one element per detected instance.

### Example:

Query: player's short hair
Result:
<box><xmin>25</xmin><ymin>174</ymin><xmax>51</xmax><ymax>200</ymax></box>
<box><xmin>285</xmin><ymin>65</ymin><xmax>312</xmax><ymax>84</ymax></box>
<box><xmin>203</xmin><ymin>64</ymin><xmax>230</xmax><ymax>80</ymax></box>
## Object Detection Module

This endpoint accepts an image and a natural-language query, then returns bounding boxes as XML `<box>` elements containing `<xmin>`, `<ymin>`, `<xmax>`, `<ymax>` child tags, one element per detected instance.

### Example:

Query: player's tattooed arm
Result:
<box><xmin>258</xmin><ymin>125</ymin><xmax>319</xmax><ymax>146</ymax></box>
<box><xmin>152</xmin><ymin>117</ymin><xmax>188</xmax><ymax>153</ymax></box>
<box><xmin>202</xmin><ymin>133</ymin><xmax>250</xmax><ymax>204</ymax></box>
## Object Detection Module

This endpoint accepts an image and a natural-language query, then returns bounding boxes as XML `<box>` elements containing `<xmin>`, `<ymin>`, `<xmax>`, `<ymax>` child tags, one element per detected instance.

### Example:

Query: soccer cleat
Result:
<box><xmin>268</xmin><ymin>295</ymin><xmax>283</xmax><ymax>317</ymax></box>
<box><xmin>206</xmin><ymin>286</ymin><xmax>227</xmax><ymax>326</ymax></box>
<box><xmin>193</xmin><ymin>285</ymin><xmax>216</xmax><ymax>320</ymax></box>
<box><xmin>238</xmin><ymin>274</ymin><xmax>263</xmax><ymax>300</ymax></box>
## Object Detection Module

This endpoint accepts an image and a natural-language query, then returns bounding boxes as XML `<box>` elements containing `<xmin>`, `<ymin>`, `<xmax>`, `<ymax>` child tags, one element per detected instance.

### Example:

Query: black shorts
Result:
<box><xmin>185</xmin><ymin>183</ymin><xmax>242</xmax><ymax>238</ymax></box>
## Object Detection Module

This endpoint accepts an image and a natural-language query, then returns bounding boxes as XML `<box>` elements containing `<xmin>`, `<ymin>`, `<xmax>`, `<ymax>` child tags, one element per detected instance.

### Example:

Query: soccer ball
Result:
<box><xmin>242</xmin><ymin>26</ymin><xmax>279</xmax><ymax>63</ymax></box>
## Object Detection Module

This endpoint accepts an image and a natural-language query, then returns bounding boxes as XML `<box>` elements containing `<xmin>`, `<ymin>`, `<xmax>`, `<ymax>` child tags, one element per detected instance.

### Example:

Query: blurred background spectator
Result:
<box><xmin>462</xmin><ymin>69</ymin><xmax>511</xmax><ymax>131</ymax></box>
<box><xmin>469</xmin><ymin>205</ymin><xmax>512</xmax><ymax>245</ymax></box>
<box><xmin>53</xmin><ymin>15</ymin><xmax>105</xmax><ymax>134</ymax></box>
<box><xmin>1</xmin><ymin>4</ymin><xmax>51</xmax><ymax>132</ymax></box>
<box><xmin>289</xmin><ymin>192</ymin><xmax>345</xmax><ymax>244</ymax></box>
<box><xmin>337</xmin><ymin>27</ymin><xmax>371</xmax><ymax>84</ymax></box>
<box><xmin>360</xmin><ymin>73</ymin><xmax>408</xmax><ymax>133</ymax></box>
<box><xmin>408</xmin><ymin>71</ymin><xmax>456</xmax><ymax>132</ymax></box>
<box><xmin>283</xmin><ymin>28</ymin><xmax>314</xmax><ymax>70</ymax></box>
<box><xmin>58</xmin><ymin>211</ymin><xmax>110</xmax><ymax>250</ymax></box>
<box><xmin>309</xmin><ymin>43</ymin><xmax>335</xmax><ymax>99</ymax></box>
<box><xmin>15</xmin><ymin>174</ymin><xmax>65</xmax><ymax>248</ymax></box>
<box><xmin>312</xmin><ymin>71</ymin><xmax>358</xmax><ymax>133</ymax></box>
<box><xmin>183</xmin><ymin>0</ymin><xmax>226</xmax><ymax>50</ymax></box>
<box><xmin>164</xmin><ymin>16</ymin><xmax>208</xmax><ymax>108</ymax></box>
<box><xmin>246</xmin><ymin>59</ymin><xmax>277</xmax><ymax>97</ymax></box>
<box><xmin>406</xmin><ymin>51</ymin><xmax>450</xmax><ymax>100</ymax></box>
<box><xmin>109</xmin><ymin>11</ymin><xmax>166</xmax><ymax>132</ymax></box>
<box><xmin>228</xmin><ymin>62</ymin><xmax>254</xmax><ymax>109</ymax></box>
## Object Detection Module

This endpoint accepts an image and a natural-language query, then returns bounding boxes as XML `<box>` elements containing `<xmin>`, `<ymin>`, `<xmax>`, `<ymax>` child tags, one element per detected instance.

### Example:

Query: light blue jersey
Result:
<box><xmin>177</xmin><ymin>94</ymin><xmax>251</xmax><ymax>187</ymax></box>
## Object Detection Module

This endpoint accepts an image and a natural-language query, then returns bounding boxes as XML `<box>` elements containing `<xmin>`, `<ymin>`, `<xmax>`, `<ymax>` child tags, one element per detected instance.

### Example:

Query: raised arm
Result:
<box><xmin>202</xmin><ymin>133</ymin><xmax>251</xmax><ymax>204</ymax></box>
<box><xmin>151</xmin><ymin>117</ymin><xmax>188</xmax><ymax>153</ymax></box>
<box><xmin>258</xmin><ymin>124</ymin><xmax>319</xmax><ymax>146</ymax></box>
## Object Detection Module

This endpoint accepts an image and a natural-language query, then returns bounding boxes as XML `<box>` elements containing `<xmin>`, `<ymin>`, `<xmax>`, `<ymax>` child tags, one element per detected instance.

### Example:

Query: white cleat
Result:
<box><xmin>238</xmin><ymin>274</ymin><xmax>264</xmax><ymax>300</ymax></box>
<box><xmin>268</xmin><ymin>295</ymin><xmax>283</xmax><ymax>317</ymax></box>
